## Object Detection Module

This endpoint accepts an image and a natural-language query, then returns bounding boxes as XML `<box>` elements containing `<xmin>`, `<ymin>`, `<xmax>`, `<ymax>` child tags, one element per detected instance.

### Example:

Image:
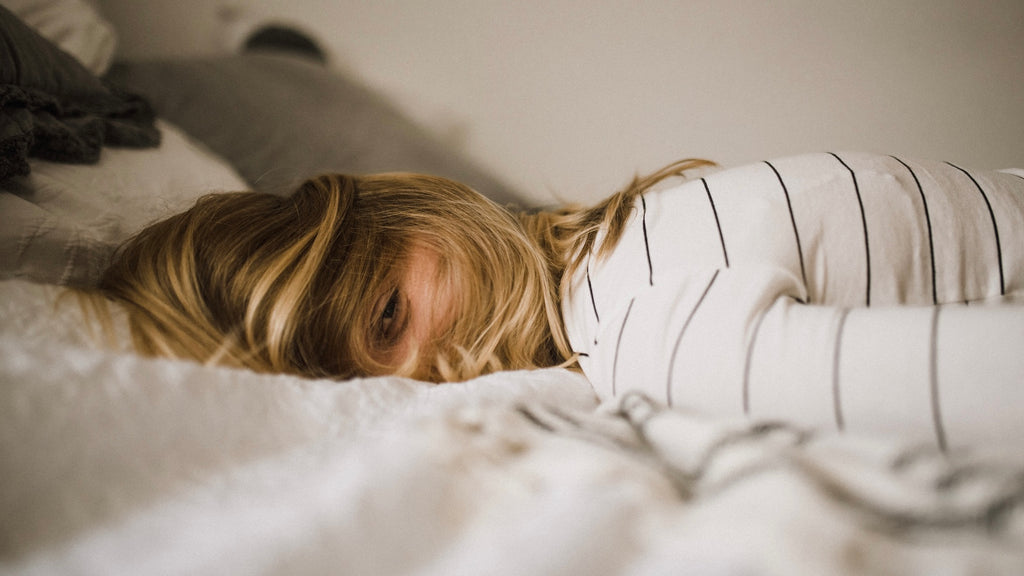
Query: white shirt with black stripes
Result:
<box><xmin>562</xmin><ymin>152</ymin><xmax>1024</xmax><ymax>450</ymax></box>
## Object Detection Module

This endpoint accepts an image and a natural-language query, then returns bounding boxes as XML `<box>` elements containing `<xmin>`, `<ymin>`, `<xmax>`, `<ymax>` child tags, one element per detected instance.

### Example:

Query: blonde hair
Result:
<box><xmin>93</xmin><ymin>173</ymin><xmax>570</xmax><ymax>382</ymax></box>
<box><xmin>519</xmin><ymin>158</ymin><xmax>716</xmax><ymax>298</ymax></box>
<box><xmin>87</xmin><ymin>159</ymin><xmax>712</xmax><ymax>382</ymax></box>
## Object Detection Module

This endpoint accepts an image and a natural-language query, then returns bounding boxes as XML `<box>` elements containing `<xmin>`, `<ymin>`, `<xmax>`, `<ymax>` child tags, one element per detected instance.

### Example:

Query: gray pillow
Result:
<box><xmin>105</xmin><ymin>53</ymin><xmax>525</xmax><ymax>207</ymax></box>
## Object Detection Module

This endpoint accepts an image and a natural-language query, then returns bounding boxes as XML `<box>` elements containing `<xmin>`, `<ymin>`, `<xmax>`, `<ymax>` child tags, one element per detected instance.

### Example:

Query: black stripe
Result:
<box><xmin>741</xmin><ymin>306</ymin><xmax>770</xmax><ymax>416</ymax></box>
<box><xmin>891</xmin><ymin>157</ymin><xmax>937</xmax><ymax>305</ymax></box>
<box><xmin>763</xmin><ymin>161</ymin><xmax>807</xmax><ymax>290</ymax></box>
<box><xmin>946</xmin><ymin>162</ymin><xmax>1005</xmax><ymax>296</ymax></box>
<box><xmin>641</xmin><ymin>195</ymin><xmax>654</xmax><ymax>286</ymax></box>
<box><xmin>666</xmin><ymin>270</ymin><xmax>720</xmax><ymax>406</ymax></box>
<box><xmin>611</xmin><ymin>297</ymin><xmax>636</xmax><ymax>396</ymax></box>
<box><xmin>929</xmin><ymin>307</ymin><xmax>948</xmax><ymax>452</ymax></box>
<box><xmin>586</xmin><ymin>264</ymin><xmax>600</xmax><ymax>324</ymax></box>
<box><xmin>829</xmin><ymin>153</ymin><xmax>872</xmax><ymax>307</ymax></box>
<box><xmin>701</xmin><ymin>178</ymin><xmax>730</xmax><ymax>268</ymax></box>
<box><xmin>832</xmin><ymin>307</ymin><xmax>851</xmax><ymax>432</ymax></box>
<box><xmin>585</xmin><ymin>261</ymin><xmax>601</xmax><ymax>345</ymax></box>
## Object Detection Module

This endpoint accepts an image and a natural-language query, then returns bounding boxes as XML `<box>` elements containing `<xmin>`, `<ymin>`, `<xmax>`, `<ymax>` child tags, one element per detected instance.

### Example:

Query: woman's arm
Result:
<box><xmin>568</xmin><ymin>265</ymin><xmax>1024</xmax><ymax>450</ymax></box>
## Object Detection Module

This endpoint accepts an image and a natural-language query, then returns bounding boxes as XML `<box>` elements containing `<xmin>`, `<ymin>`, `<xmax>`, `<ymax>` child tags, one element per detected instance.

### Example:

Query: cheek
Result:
<box><xmin>416</xmin><ymin>258</ymin><xmax>460</xmax><ymax>334</ymax></box>
<box><xmin>414</xmin><ymin>288</ymin><xmax>457</xmax><ymax>346</ymax></box>
<box><xmin>435</xmin><ymin>276</ymin><xmax>461</xmax><ymax>327</ymax></box>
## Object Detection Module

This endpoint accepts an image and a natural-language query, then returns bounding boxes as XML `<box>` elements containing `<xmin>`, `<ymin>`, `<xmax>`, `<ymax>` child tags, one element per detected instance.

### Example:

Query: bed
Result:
<box><xmin>2</xmin><ymin>3</ymin><xmax>1023</xmax><ymax>574</ymax></box>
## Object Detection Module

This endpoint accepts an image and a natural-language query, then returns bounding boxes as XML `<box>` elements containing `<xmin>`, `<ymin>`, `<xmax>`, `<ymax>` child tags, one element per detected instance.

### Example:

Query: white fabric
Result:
<box><xmin>563</xmin><ymin>152</ymin><xmax>1024</xmax><ymax>449</ymax></box>
<box><xmin>2</xmin><ymin>279</ymin><xmax>1022</xmax><ymax>575</ymax></box>
<box><xmin>0</xmin><ymin>0</ymin><xmax>117</xmax><ymax>74</ymax></box>
<box><xmin>0</xmin><ymin>120</ymin><xmax>248</xmax><ymax>286</ymax></box>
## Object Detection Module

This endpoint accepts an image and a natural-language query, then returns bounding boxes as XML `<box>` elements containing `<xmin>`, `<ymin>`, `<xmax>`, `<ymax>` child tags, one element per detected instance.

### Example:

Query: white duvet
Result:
<box><xmin>2</xmin><ymin>280</ymin><xmax>1022</xmax><ymax>575</ymax></box>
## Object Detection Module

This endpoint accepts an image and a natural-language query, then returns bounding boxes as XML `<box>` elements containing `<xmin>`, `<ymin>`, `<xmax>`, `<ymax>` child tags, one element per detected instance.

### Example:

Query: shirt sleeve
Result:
<box><xmin>572</xmin><ymin>264</ymin><xmax>1024</xmax><ymax>450</ymax></box>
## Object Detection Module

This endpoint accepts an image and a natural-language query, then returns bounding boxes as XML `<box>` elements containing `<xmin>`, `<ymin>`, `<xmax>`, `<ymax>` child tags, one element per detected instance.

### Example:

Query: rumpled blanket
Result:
<box><xmin>0</xmin><ymin>4</ymin><xmax>159</xmax><ymax>182</ymax></box>
<box><xmin>3</xmin><ymin>279</ymin><xmax>1023</xmax><ymax>575</ymax></box>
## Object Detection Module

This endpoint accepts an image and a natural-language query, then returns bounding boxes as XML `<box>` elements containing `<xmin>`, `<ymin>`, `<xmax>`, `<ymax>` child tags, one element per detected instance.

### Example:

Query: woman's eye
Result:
<box><xmin>379</xmin><ymin>290</ymin><xmax>401</xmax><ymax>339</ymax></box>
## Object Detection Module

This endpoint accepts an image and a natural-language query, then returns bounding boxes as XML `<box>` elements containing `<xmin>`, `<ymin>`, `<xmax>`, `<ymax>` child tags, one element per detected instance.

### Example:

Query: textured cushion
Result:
<box><xmin>0</xmin><ymin>4</ymin><xmax>158</xmax><ymax>181</ymax></box>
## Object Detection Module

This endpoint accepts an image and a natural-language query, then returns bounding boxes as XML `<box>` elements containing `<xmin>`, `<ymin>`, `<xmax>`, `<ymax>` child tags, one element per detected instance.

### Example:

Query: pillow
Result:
<box><xmin>0</xmin><ymin>4</ymin><xmax>158</xmax><ymax>181</ymax></box>
<box><xmin>0</xmin><ymin>120</ymin><xmax>248</xmax><ymax>286</ymax></box>
<box><xmin>0</xmin><ymin>0</ymin><xmax>116</xmax><ymax>75</ymax></box>
<box><xmin>106</xmin><ymin>52</ymin><xmax>527</xmax><ymax>207</ymax></box>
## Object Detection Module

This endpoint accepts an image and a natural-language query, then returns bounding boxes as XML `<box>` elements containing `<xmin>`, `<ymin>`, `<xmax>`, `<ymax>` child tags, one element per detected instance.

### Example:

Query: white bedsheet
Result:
<box><xmin>2</xmin><ymin>280</ymin><xmax>1022</xmax><ymax>575</ymax></box>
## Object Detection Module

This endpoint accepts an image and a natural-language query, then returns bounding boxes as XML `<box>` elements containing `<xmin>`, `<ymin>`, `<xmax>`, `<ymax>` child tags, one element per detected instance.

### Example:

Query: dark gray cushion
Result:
<box><xmin>0</xmin><ymin>4</ymin><xmax>158</xmax><ymax>181</ymax></box>
<box><xmin>106</xmin><ymin>53</ymin><xmax>524</xmax><ymax>206</ymax></box>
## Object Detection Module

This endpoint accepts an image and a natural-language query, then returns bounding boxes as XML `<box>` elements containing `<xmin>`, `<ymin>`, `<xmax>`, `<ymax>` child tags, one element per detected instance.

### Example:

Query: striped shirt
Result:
<box><xmin>563</xmin><ymin>152</ymin><xmax>1024</xmax><ymax>449</ymax></box>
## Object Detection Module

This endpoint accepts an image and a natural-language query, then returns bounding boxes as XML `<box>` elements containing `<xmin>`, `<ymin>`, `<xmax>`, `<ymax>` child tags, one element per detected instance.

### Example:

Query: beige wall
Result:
<box><xmin>99</xmin><ymin>0</ymin><xmax>1024</xmax><ymax>205</ymax></box>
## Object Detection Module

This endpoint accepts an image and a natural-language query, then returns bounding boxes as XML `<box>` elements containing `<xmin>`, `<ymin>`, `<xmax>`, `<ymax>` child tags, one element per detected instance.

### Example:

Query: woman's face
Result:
<box><xmin>370</xmin><ymin>243</ymin><xmax>455</xmax><ymax>378</ymax></box>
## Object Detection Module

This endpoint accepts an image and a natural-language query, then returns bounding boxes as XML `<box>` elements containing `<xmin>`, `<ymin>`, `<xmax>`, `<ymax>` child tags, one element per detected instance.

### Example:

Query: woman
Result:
<box><xmin>88</xmin><ymin>153</ymin><xmax>1024</xmax><ymax>445</ymax></box>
